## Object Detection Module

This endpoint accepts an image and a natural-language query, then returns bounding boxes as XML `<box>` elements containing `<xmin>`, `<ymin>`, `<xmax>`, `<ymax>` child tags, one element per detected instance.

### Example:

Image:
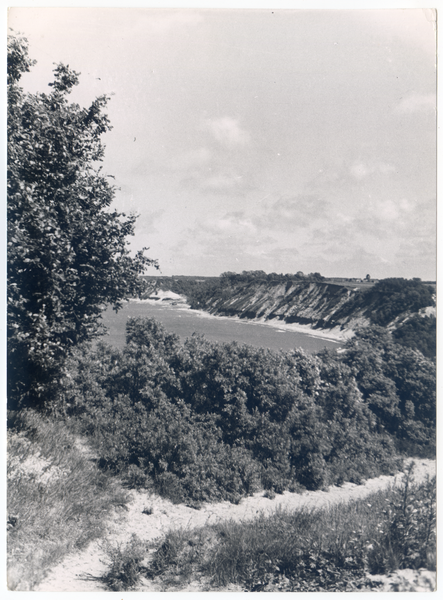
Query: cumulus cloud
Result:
<box><xmin>200</xmin><ymin>173</ymin><xmax>246</xmax><ymax>193</ymax></box>
<box><xmin>135</xmin><ymin>208</ymin><xmax>165</xmax><ymax>235</ymax></box>
<box><xmin>169</xmin><ymin>147</ymin><xmax>212</xmax><ymax>171</ymax></box>
<box><xmin>196</xmin><ymin>212</ymin><xmax>259</xmax><ymax>240</ymax></box>
<box><xmin>177</xmin><ymin>211</ymin><xmax>277</xmax><ymax>260</ymax></box>
<box><xmin>349</xmin><ymin>161</ymin><xmax>396</xmax><ymax>180</ymax></box>
<box><xmin>181</xmin><ymin>169</ymin><xmax>253</xmax><ymax>195</ymax></box>
<box><xmin>203</xmin><ymin>116</ymin><xmax>250</xmax><ymax>147</ymax></box>
<box><xmin>176</xmin><ymin>117</ymin><xmax>253</xmax><ymax>194</ymax></box>
<box><xmin>394</xmin><ymin>92</ymin><xmax>436</xmax><ymax>114</ymax></box>
<box><xmin>254</xmin><ymin>195</ymin><xmax>331</xmax><ymax>231</ymax></box>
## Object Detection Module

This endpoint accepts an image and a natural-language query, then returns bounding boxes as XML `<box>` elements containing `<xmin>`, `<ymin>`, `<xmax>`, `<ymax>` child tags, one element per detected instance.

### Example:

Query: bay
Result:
<box><xmin>100</xmin><ymin>300</ymin><xmax>341</xmax><ymax>354</ymax></box>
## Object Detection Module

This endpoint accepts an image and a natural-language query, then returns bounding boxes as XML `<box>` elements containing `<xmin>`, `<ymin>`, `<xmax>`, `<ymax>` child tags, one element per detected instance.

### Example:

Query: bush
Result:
<box><xmin>366</xmin><ymin>465</ymin><xmax>436</xmax><ymax>574</ymax></box>
<box><xmin>393</xmin><ymin>315</ymin><xmax>436</xmax><ymax>359</ymax></box>
<box><xmin>52</xmin><ymin>317</ymin><xmax>434</xmax><ymax>505</ymax></box>
<box><xmin>339</xmin><ymin>327</ymin><xmax>436</xmax><ymax>456</ymax></box>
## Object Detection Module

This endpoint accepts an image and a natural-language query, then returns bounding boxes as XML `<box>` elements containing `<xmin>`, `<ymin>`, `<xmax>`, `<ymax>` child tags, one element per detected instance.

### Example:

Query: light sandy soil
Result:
<box><xmin>34</xmin><ymin>458</ymin><xmax>435</xmax><ymax>592</ymax></box>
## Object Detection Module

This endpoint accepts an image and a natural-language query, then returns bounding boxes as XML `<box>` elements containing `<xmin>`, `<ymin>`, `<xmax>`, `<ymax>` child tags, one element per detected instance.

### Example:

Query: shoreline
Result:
<box><xmin>131</xmin><ymin>297</ymin><xmax>351</xmax><ymax>343</ymax></box>
<box><xmin>190</xmin><ymin>309</ymin><xmax>349</xmax><ymax>343</ymax></box>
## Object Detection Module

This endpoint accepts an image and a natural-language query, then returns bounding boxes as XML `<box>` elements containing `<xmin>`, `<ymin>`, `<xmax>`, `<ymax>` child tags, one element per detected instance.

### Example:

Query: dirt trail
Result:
<box><xmin>35</xmin><ymin>458</ymin><xmax>435</xmax><ymax>592</ymax></box>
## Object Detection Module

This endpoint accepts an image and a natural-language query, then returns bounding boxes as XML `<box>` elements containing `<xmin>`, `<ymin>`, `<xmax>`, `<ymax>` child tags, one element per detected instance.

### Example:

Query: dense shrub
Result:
<box><xmin>55</xmin><ymin>317</ymin><xmax>435</xmax><ymax>503</ymax></box>
<box><xmin>339</xmin><ymin>327</ymin><xmax>436</xmax><ymax>456</ymax></box>
<box><xmin>393</xmin><ymin>315</ymin><xmax>436</xmax><ymax>359</ymax></box>
<box><xmin>365</xmin><ymin>278</ymin><xmax>434</xmax><ymax>326</ymax></box>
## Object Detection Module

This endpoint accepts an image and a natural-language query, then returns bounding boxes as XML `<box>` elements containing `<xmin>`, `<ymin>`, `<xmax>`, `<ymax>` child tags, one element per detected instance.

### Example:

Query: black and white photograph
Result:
<box><xmin>6</xmin><ymin>4</ymin><xmax>437</xmax><ymax>593</ymax></box>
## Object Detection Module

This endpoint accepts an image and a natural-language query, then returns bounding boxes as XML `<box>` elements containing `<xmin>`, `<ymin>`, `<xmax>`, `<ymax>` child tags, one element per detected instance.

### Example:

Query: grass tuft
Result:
<box><xmin>100</xmin><ymin>534</ymin><xmax>147</xmax><ymax>591</ymax></box>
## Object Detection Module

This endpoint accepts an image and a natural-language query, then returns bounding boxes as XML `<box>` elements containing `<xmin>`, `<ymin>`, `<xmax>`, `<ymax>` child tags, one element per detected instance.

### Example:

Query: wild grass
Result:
<box><xmin>101</xmin><ymin>464</ymin><xmax>436</xmax><ymax>592</ymax></box>
<box><xmin>7</xmin><ymin>409</ymin><xmax>129</xmax><ymax>591</ymax></box>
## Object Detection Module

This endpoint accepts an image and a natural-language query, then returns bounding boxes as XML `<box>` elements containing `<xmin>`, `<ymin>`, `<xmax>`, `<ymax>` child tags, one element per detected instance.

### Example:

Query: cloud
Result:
<box><xmin>176</xmin><ymin>117</ymin><xmax>253</xmax><ymax>194</ymax></box>
<box><xmin>200</xmin><ymin>174</ymin><xmax>247</xmax><ymax>193</ymax></box>
<box><xmin>196</xmin><ymin>212</ymin><xmax>258</xmax><ymax>240</ymax></box>
<box><xmin>177</xmin><ymin>211</ymin><xmax>277</xmax><ymax>258</ymax></box>
<box><xmin>254</xmin><ymin>195</ymin><xmax>331</xmax><ymax>232</ymax></box>
<box><xmin>394</xmin><ymin>93</ymin><xmax>436</xmax><ymax>114</ymax></box>
<box><xmin>135</xmin><ymin>209</ymin><xmax>165</xmax><ymax>235</ymax></box>
<box><xmin>397</xmin><ymin>237</ymin><xmax>436</xmax><ymax>266</ymax></box>
<box><xmin>311</xmin><ymin>246</ymin><xmax>396</xmax><ymax>279</ymax></box>
<box><xmin>181</xmin><ymin>170</ymin><xmax>253</xmax><ymax>195</ymax></box>
<box><xmin>169</xmin><ymin>147</ymin><xmax>212</xmax><ymax>171</ymax></box>
<box><xmin>349</xmin><ymin>161</ymin><xmax>396</xmax><ymax>180</ymax></box>
<box><xmin>203</xmin><ymin>116</ymin><xmax>250</xmax><ymax>147</ymax></box>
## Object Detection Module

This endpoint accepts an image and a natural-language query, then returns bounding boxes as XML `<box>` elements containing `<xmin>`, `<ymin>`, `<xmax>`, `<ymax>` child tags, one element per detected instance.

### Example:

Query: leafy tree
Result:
<box><xmin>7</xmin><ymin>33</ymin><xmax>157</xmax><ymax>409</ymax></box>
<box><xmin>364</xmin><ymin>278</ymin><xmax>434</xmax><ymax>326</ymax></box>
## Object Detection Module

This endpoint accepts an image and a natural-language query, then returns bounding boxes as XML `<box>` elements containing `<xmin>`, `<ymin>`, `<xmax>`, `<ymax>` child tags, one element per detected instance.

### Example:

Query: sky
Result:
<box><xmin>8</xmin><ymin>6</ymin><xmax>437</xmax><ymax>280</ymax></box>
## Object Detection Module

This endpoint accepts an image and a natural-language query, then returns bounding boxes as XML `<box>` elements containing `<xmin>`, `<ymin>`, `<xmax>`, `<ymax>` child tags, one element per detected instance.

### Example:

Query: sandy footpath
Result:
<box><xmin>34</xmin><ymin>458</ymin><xmax>435</xmax><ymax>592</ymax></box>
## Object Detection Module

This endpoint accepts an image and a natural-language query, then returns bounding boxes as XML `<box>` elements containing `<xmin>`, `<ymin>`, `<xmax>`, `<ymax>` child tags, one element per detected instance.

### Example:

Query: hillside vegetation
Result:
<box><xmin>8</xmin><ymin>312</ymin><xmax>436</xmax><ymax>589</ymax></box>
<box><xmin>46</xmin><ymin>318</ymin><xmax>435</xmax><ymax>506</ymax></box>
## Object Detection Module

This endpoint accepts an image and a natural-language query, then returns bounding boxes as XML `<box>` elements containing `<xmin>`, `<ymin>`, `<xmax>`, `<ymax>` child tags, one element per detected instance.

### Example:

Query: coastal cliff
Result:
<box><xmin>197</xmin><ymin>282</ymin><xmax>364</xmax><ymax>329</ymax></box>
<box><xmin>192</xmin><ymin>280</ymin><xmax>365</xmax><ymax>333</ymax></box>
<box><xmin>142</xmin><ymin>273</ymin><xmax>435</xmax><ymax>353</ymax></box>
<box><xmin>163</xmin><ymin>273</ymin><xmax>433</xmax><ymax>334</ymax></box>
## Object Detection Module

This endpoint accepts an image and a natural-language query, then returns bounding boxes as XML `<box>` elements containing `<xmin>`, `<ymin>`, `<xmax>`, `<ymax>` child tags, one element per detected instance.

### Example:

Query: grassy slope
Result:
<box><xmin>7</xmin><ymin>408</ymin><xmax>436</xmax><ymax>592</ymax></box>
<box><xmin>7</xmin><ymin>410</ymin><xmax>129</xmax><ymax>591</ymax></box>
<box><xmin>102</xmin><ymin>465</ymin><xmax>436</xmax><ymax>592</ymax></box>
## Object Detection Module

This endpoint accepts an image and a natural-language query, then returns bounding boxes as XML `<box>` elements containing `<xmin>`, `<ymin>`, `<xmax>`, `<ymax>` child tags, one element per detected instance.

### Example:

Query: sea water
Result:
<box><xmin>100</xmin><ymin>300</ymin><xmax>341</xmax><ymax>354</ymax></box>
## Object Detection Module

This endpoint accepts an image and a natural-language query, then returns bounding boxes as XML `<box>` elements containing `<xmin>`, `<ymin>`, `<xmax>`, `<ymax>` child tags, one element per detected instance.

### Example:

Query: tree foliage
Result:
<box><xmin>364</xmin><ymin>278</ymin><xmax>434</xmax><ymax>326</ymax></box>
<box><xmin>7</xmin><ymin>33</ymin><xmax>157</xmax><ymax>409</ymax></box>
<box><xmin>338</xmin><ymin>327</ymin><xmax>436</xmax><ymax>452</ymax></box>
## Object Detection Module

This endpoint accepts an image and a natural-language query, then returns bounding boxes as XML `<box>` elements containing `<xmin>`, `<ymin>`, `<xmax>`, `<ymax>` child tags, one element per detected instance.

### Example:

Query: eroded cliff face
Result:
<box><xmin>193</xmin><ymin>279</ymin><xmax>437</xmax><ymax>337</ymax></box>
<box><xmin>149</xmin><ymin>275</ymin><xmax>435</xmax><ymax>343</ymax></box>
<box><xmin>197</xmin><ymin>281</ymin><xmax>369</xmax><ymax>332</ymax></box>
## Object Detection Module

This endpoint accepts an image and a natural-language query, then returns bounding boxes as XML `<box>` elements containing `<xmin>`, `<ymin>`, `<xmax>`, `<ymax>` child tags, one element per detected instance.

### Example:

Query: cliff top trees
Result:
<box><xmin>7</xmin><ymin>33</ymin><xmax>157</xmax><ymax>409</ymax></box>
